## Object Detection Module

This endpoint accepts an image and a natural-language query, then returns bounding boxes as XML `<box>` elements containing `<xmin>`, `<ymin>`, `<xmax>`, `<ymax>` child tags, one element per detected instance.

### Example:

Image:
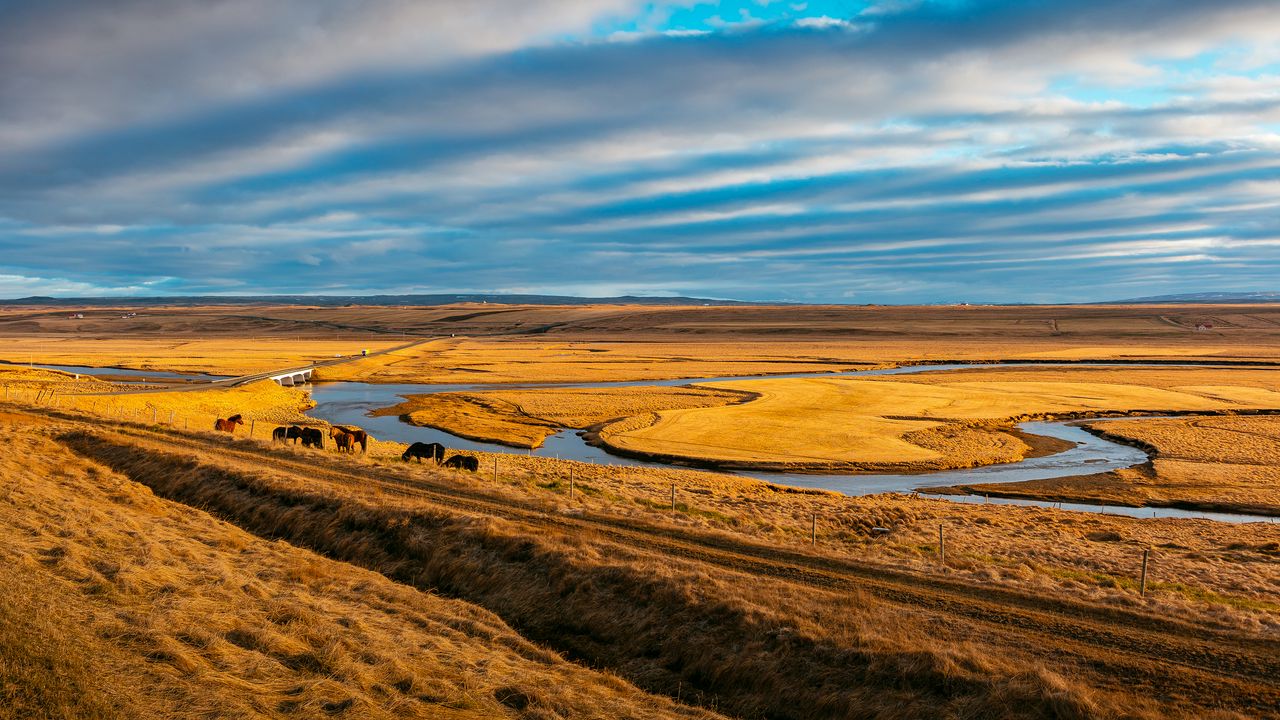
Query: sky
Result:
<box><xmin>2</xmin><ymin>0</ymin><xmax>1279</xmax><ymax>303</ymax></box>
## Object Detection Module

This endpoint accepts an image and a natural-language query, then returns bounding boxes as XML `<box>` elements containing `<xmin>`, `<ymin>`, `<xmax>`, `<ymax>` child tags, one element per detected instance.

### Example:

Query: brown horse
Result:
<box><xmin>214</xmin><ymin>414</ymin><xmax>244</xmax><ymax>433</ymax></box>
<box><xmin>336</xmin><ymin>426</ymin><xmax>368</xmax><ymax>453</ymax></box>
<box><xmin>329</xmin><ymin>427</ymin><xmax>355</xmax><ymax>452</ymax></box>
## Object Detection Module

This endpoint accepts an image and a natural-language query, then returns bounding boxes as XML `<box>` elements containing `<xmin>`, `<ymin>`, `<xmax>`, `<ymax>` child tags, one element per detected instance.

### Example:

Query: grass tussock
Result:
<box><xmin>56</xmin><ymin>426</ymin><xmax>1245</xmax><ymax>719</ymax></box>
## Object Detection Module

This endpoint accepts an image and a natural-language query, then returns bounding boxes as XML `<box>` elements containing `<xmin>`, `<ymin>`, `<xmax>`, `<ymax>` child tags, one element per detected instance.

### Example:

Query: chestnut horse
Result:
<box><xmin>329</xmin><ymin>427</ymin><xmax>355</xmax><ymax>452</ymax></box>
<box><xmin>214</xmin><ymin>414</ymin><xmax>244</xmax><ymax>433</ymax></box>
<box><xmin>335</xmin><ymin>426</ymin><xmax>368</xmax><ymax>453</ymax></box>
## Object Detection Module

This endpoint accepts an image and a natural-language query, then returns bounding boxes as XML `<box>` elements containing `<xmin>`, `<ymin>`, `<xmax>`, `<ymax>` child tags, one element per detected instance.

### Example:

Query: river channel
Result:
<box><xmin>36</xmin><ymin>360</ymin><xmax>1278</xmax><ymax>523</ymax></box>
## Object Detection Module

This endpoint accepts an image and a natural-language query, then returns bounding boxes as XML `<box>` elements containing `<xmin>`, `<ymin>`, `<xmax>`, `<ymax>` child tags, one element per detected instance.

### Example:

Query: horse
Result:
<box><xmin>336</xmin><ymin>426</ymin><xmax>369</xmax><ymax>453</ymax></box>
<box><xmin>271</xmin><ymin>427</ymin><xmax>288</xmax><ymax>442</ymax></box>
<box><xmin>214</xmin><ymin>414</ymin><xmax>244</xmax><ymax>433</ymax></box>
<box><xmin>402</xmin><ymin>442</ymin><xmax>445</xmax><ymax>464</ymax></box>
<box><xmin>442</xmin><ymin>454</ymin><xmax>479</xmax><ymax>472</ymax></box>
<box><xmin>301</xmin><ymin>427</ymin><xmax>324</xmax><ymax>448</ymax></box>
<box><xmin>286</xmin><ymin>426</ymin><xmax>305</xmax><ymax>443</ymax></box>
<box><xmin>330</xmin><ymin>427</ymin><xmax>356</xmax><ymax>452</ymax></box>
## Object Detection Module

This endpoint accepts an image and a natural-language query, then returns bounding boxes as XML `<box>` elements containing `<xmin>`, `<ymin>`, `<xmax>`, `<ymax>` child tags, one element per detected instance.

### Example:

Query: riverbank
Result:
<box><xmin>932</xmin><ymin>416</ymin><xmax>1280</xmax><ymax>517</ymax></box>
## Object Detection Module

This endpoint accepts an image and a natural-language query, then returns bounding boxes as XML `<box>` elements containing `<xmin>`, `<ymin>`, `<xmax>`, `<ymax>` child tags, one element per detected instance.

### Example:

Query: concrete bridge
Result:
<box><xmin>269</xmin><ymin>368</ymin><xmax>314</xmax><ymax>387</ymax></box>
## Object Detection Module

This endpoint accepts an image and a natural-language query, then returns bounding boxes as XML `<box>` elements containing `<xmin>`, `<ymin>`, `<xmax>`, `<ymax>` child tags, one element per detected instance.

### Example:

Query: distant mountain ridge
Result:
<box><xmin>1108</xmin><ymin>292</ymin><xmax>1280</xmax><ymax>304</ymax></box>
<box><xmin>0</xmin><ymin>294</ymin><xmax>769</xmax><ymax>307</ymax></box>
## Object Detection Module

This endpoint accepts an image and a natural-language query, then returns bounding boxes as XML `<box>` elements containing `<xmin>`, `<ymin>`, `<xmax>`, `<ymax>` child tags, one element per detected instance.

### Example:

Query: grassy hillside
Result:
<box><xmin>0</xmin><ymin>412</ymin><xmax>718</xmax><ymax>720</ymax></box>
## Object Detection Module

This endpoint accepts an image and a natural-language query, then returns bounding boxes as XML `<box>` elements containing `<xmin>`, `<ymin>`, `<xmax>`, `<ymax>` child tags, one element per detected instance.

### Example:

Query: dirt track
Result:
<box><xmin>44</xmin><ymin>411</ymin><xmax>1280</xmax><ymax>718</ymax></box>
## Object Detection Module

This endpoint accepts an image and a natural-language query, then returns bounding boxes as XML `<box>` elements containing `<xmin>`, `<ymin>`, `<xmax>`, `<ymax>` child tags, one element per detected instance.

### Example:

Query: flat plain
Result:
<box><xmin>597</xmin><ymin>366</ymin><xmax>1280</xmax><ymax>471</ymax></box>
<box><xmin>2</xmin><ymin>301</ymin><xmax>1279</xmax><ymax>719</ymax></box>
<box><xmin>940</xmin><ymin>414</ymin><xmax>1280</xmax><ymax>515</ymax></box>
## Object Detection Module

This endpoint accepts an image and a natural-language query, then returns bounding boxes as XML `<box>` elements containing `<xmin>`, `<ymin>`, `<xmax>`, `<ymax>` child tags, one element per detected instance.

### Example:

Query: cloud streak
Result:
<box><xmin>2</xmin><ymin>0</ymin><xmax>1279</xmax><ymax>301</ymax></box>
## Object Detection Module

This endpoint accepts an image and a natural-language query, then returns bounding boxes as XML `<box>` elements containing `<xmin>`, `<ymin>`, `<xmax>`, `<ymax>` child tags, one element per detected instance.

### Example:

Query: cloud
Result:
<box><xmin>1</xmin><ymin>0</ymin><xmax>1279</xmax><ymax>301</ymax></box>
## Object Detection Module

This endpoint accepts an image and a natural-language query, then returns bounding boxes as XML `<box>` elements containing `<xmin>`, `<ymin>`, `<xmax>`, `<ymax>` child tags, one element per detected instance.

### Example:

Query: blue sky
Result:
<box><xmin>1</xmin><ymin>0</ymin><xmax>1279</xmax><ymax>302</ymax></box>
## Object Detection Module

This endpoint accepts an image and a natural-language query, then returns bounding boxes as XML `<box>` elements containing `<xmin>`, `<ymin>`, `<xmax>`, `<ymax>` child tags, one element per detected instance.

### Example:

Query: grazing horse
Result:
<box><xmin>300</xmin><ymin>427</ymin><xmax>324</xmax><ymax>448</ymax></box>
<box><xmin>271</xmin><ymin>427</ymin><xmax>288</xmax><ymax>442</ymax></box>
<box><xmin>329</xmin><ymin>427</ymin><xmax>356</xmax><ymax>452</ymax></box>
<box><xmin>336</xmin><ymin>426</ymin><xmax>369</xmax><ymax>453</ymax></box>
<box><xmin>442</xmin><ymin>454</ymin><xmax>479</xmax><ymax>472</ymax></box>
<box><xmin>214</xmin><ymin>414</ymin><xmax>244</xmax><ymax>433</ymax></box>
<box><xmin>402</xmin><ymin>442</ymin><xmax>445</xmax><ymax>464</ymax></box>
<box><xmin>286</xmin><ymin>426</ymin><xmax>305</xmax><ymax>444</ymax></box>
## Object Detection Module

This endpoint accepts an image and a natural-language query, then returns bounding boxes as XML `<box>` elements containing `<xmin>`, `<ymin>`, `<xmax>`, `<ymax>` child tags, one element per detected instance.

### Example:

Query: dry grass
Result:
<box><xmin>599</xmin><ymin>367</ymin><xmax>1280</xmax><ymax>471</ymax></box>
<box><xmin>0</xmin><ymin>365</ymin><xmax>119</xmax><ymax>395</ymax></box>
<box><xmin>20</xmin><ymin>379</ymin><xmax>320</xmax><ymax>432</ymax></box>
<box><xmin>7</xmin><ymin>303</ymin><xmax>1280</xmax><ymax>386</ymax></box>
<box><xmin>382</xmin><ymin>449</ymin><xmax>1280</xmax><ymax>636</ymax></box>
<box><xmin>375</xmin><ymin>386</ymin><xmax>750</xmax><ymax>448</ymax></box>
<box><xmin>950</xmin><ymin>415</ymin><xmax>1280</xmax><ymax>516</ymax></box>
<box><xmin>54</xmin><ymin>422</ymin><xmax>1233</xmax><ymax>719</ymax></box>
<box><xmin>0</xmin><ymin>415</ymin><xmax>719</xmax><ymax>720</ymax></box>
<box><xmin>323</xmin><ymin>337</ymin><xmax>876</xmax><ymax>384</ymax></box>
<box><xmin>81</xmin><ymin>380</ymin><xmax>317</xmax><ymax>425</ymax></box>
<box><xmin>123</xmin><ymin>414</ymin><xmax>1278</xmax><ymax>638</ymax></box>
<box><xmin>0</xmin><ymin>336</ymin><xmax>399</xmax><ymax>376</ymax></box>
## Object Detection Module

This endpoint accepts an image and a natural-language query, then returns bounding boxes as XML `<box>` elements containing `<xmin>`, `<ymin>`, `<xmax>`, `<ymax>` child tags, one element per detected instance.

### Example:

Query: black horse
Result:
<box><xmin>286</xmin><ymin>426</ymin><xmax>305</xmax><ymax>443</ymax></box>
<box><xmin>443</xmin><ymin>454</ymin><xmax>479</xmax><ymax>472</ymax></box>
<box><xmin>402</xmin><ymin>442</ymin><xmax>445</xmax><ymax>463</ymax></box>
<box><xmin>300</xmin><ymin>427</ymin><xmax>324</xmax><ymax>448</ymax></box>
<box><xmin>271</xmin><ymin>426</ymin><xmax>288</xmax><ymax>442</ymax></box>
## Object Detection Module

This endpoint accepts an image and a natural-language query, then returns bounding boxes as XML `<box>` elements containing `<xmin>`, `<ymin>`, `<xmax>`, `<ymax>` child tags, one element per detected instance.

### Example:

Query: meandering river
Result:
<box><xmin>36</xmin><ymin>360</ymin><xmax>1278</xmax><ymax>523</ymax></box>
<box><xmin>300</xmin><ymin>363</ymin><xmax>1276</xmax><ymax>523</ymax></box>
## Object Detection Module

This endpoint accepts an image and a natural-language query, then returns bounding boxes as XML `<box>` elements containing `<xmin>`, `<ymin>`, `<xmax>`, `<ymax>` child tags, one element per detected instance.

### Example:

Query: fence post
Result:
<box><xmin>811</xmin><ymin>514</ymin><xmax>817</xmax><ymax>545</ymax></box>
<box><xmin>1140</xmin><ymin>548</ymin><xmax>1150</xmax><ymax>597</ymax></box>
<box><xmin>249</xmin><ymin>419</ymin><xmax>256</xmax><ymax>437</ymax></box>
<box><xmin>493</xmin><ymin>457</ymin><xmax>498</xmax><ymax>484</ymax></box>
<box><xmin>569</xmin><ymin>467</ymin><xmax>574</xmax><ymax>500</ymax></box>
<box><xmin>169</xmin><ymin>410</ymin><xmax>174</xmax><ymax>425</ymax></box>
<box><xmin>938</xmin><ymin>524</ymin><xmax>945</xmax><ymax>566</ymax></box>
<box><xmin>671</xmin><ymin>484</ymin><xmax>676</xmax><ymax>514</ymax></box>
<box><xmin>151</xmin><ymin>407</ymin><xmax>157</xmax><ymax>424</ymax></box>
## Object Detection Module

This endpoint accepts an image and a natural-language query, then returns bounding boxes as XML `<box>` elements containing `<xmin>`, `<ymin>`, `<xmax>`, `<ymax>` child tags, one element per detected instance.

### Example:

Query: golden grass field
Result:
<box><xmin>375</xmin><ymin>386</ymin><xmax>752</xmax><ymax>448</ymax></box>
<box><xmin>322</xmin><ymin>338</ymin><xmax>875</xmax><ymax>384</ymax></box>
<box><xmin>0</xmin><ymin>365</ymin><xmax>317</xmax><ymax>431</ymax></box>
<box><xmin>6</xmin><ymin>302</ymin><xmax>1280</xmax><ymax>384</ymax></box>
<box><xmin>940</xmin><ymin>415</ymin><xmax>1280</xmax><ymax>516</ymax></box>
<box><xmin>5</xmin><ymin>303</ymin><xmax>1280</xmax><ymax>718</ymax></box>
<box><xmin>0</xmin><ymin>336</ymin><xmax>400</xmax><ymax>376</ymax></box>
<box><xmin>593</xmin><ymin>366</ymin><xmax>1280</xmax><ymax>471</ymax></box>
<box><xmin>11</xmin><ymin>406</ymin><xmax>1273</xmax><ymax>717</ymax></box>
<box><xmin>0</xmin><ymin>414</ymin><xmax>717</xmax><ymax>720</ymax></box>
<box><xmin>11</xmin><ymin>385</ymin><xmax>1274</xmax><ymax>638</ymax></box>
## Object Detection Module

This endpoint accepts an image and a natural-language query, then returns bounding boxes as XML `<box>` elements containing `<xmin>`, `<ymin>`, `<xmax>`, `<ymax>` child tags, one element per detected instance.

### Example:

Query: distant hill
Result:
<box><xmin>0</xmin><ymin>294</ymin><xmax>769</xmax><ymax>307</ymax></box>
<box><xmin>1107</xmin><ymin>292</ymin><xmax>1280</xmax><ymax>304</ymax></box>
